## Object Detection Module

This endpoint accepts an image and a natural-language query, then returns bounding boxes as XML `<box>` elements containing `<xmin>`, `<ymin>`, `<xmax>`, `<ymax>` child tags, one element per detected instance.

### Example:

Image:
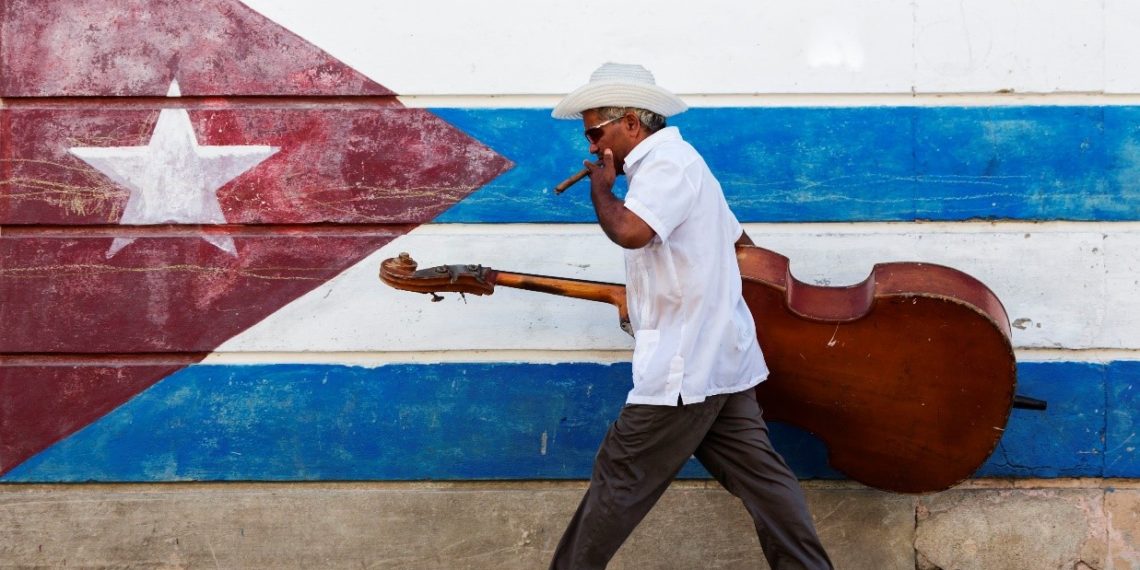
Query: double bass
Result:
<box><xmin>379</xmin><ymin>246</ymin><xmax>1045</xmax><ymax>494</ymax></box>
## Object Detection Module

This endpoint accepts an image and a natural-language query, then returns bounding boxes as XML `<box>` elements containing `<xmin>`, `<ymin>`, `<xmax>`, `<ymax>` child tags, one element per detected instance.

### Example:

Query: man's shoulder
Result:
<box><xmin>627</xmin><ymin>128</ymin><xmax>713</xmax><ymax>187</ymax></box>
<box><xmin>642</xmin><ymin>135</ymin><xmax>702</xmax><ymax>168</ymax></box>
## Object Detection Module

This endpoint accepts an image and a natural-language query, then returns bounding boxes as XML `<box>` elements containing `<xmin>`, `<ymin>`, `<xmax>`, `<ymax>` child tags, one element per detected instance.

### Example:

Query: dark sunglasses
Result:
<box><xmin>584</xmin><ymin>116</ymin><xmax>624</xmax><ymax>144</ymax></box>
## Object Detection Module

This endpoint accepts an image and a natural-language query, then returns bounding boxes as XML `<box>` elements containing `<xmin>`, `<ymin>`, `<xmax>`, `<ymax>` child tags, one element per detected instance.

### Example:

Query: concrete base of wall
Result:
<box><xmin>0</xmin><ymin>479</ymin><xmax>1136</xmax><ymax>569</ymax></box>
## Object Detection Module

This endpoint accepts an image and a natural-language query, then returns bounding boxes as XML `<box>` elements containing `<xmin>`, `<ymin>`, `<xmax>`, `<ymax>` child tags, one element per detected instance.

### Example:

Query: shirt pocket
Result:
<box><xmin>632</xmin><ymin>329</ymin><xmax>661</xmax><ymax>381</ymax></box>
<box><xmin>625</xmin><ymin>250</ymin><xmax>655</xmax><ymax>329</ymax></box>
<box><xmin>735</xmin><ymin>317</ymin><xmax>755</xmax><ymax>352</ymax></box>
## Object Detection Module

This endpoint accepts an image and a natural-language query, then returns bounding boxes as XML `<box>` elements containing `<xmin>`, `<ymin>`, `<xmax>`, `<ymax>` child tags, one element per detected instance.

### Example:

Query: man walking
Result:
<box><xmin>548</xmin><ymin>62</ymin><xmax>833</xmax><ymax>570</ymax></box>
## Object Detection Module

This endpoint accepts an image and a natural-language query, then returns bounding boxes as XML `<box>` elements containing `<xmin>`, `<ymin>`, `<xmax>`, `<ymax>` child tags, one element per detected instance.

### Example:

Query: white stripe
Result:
<box><xmin>240</xmin><ymin>0</ymin><xmax>1133</xmax><ymax>96</ymax></box>
<box><xmin>199</xmin><ymin>348</ymin><xmax>1140</xmax><ymax>367</ymax></box>
<box><xmin>215</xmin><ymin>222</ymin><xmax>1140</xmax><ymax>355</ymax></box>
<box><xmin>201</xmin><ymin>350</ymin><xmax>633</xmax><ymax>366</ymax></box>
<box><xmin>397</xmin><ymin>93</ymin><xmax>1140</xmax><ymax>110</ymax></box>
<box><xmin>1106</xmin><ymin>0</ymin><xmax>1140</xmax><ymax>93</ymax></box>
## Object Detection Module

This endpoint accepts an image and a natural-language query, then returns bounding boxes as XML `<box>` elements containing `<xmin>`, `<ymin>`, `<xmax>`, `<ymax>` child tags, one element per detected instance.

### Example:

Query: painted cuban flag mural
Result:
<box><xmin>1</xmin><ymin>0</ymin><xmax>1138</xmax><ymax>482</ymax></box>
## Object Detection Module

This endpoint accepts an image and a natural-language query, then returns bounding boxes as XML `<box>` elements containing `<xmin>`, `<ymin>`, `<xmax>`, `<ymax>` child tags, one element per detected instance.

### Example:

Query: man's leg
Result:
<box><xmin>549</xmin><ymin>396</ymin><xmax>727</xmax><ymax>570</ymax></box>
<box><xmin>694</xmin><ymin>389</ymin><xmax>833</xmax><ymax>570</ymax></box>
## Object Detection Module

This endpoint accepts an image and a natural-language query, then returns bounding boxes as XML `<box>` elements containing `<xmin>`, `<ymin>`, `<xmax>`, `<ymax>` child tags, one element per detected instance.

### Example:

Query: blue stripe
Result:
<box><xmin>432</xmin><ymin>107</ymin><xmax>1140</xmax><ymax>223</ymax></box>
<box><xmin>3</xmin><ymin>361</ymin><xmax>1135</xmax><ymax>482</ymax></box>
<box><xmin>1107</xmin><ymin>361</ymin><xmax>1140</xmax><ymax>477</ymax></box>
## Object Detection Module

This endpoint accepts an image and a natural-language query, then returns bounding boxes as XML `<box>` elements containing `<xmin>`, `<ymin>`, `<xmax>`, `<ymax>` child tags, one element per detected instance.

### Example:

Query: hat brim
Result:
<box><xmin>551</xmin><ymin>81</ymin><xmax>688</xmax><ymax>119</ymax></box>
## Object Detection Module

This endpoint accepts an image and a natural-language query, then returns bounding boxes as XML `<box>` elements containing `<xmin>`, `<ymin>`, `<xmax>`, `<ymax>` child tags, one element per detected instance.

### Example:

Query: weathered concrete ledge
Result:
<box><xmin>0</xmin><ymin>479</ymin><xmax>1136</xmax><ymax>569</ymax></box>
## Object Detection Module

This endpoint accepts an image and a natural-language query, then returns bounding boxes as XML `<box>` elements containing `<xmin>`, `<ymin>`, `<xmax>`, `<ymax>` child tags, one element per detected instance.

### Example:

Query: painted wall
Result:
<box><xmin>1</xmin><ymin>1</ymin><xmax>1138</xmax><ymax>565</ymax></box>
<box><xmin>4</xmin><ymin>2</ymin><xmax>1135</xmax><ymax>567</ymax></box>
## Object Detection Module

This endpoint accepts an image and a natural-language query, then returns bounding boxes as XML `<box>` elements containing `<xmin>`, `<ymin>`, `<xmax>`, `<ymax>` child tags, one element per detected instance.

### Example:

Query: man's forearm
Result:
<box><xmin>591</xmin><ymin>185</ymin><xmax>636</xmax><ymax>247</ymax></box>
<box><xmin>590</xmin><ymin>184</ymin><xmax>654</xmax><ymax>249</ymax></box>
<box><xmin>585</xmin><ymin>149</ymin><xmax>655</xmax><ymax>249</ymax></box>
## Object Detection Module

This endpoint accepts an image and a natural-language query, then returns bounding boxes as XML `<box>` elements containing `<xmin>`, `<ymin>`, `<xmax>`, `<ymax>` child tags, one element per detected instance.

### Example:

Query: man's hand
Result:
<box><xmin>584</xmin><ymin>150</ymin><xmax>617</xmax><ymax>195</ymax></box>
<box><xmin>588</xmin><ymin>149</ymin><xmax>655</xmax><ymax>249</ymax></box>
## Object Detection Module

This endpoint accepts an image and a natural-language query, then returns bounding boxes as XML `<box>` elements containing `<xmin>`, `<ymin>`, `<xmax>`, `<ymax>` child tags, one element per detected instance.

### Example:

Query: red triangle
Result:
<box><xmin>0</xmin><ymin>0</ymin><xmax>513</xmax><ymax>476</ymax></box>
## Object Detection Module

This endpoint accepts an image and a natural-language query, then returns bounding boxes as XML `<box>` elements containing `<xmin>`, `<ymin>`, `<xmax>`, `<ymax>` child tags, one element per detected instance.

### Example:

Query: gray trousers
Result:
<box><xmin>549</xmin><ymin>389</ymin><xmax>833</xmax><ymax>570</ymax></box>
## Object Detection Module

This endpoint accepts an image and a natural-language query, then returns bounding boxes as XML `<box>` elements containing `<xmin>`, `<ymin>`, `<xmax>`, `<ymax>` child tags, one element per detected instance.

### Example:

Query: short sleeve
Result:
<box><xmin>623</xmin><ymin>155</ymin><xmax>697</xmax><ymax>243</ymax></box>
<box><xmin>727</xmin><ymin>204</ymin><xmax>744</xmax><ymax>242</ymax></box>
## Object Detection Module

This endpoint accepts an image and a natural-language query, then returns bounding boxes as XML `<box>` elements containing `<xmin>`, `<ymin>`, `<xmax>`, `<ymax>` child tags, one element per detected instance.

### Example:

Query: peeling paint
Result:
<box><xmin>0</xmin><ymin>0</ymin><xmax>392</xmax><ymax>97</ymax></box>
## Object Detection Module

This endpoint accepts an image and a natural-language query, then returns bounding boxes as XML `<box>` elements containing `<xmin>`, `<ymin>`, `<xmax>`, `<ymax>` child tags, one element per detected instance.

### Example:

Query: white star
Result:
<box><xmin>70</xmin><ymin>80</ymin><xmax>278</xmax><ymax>257</ymax></box>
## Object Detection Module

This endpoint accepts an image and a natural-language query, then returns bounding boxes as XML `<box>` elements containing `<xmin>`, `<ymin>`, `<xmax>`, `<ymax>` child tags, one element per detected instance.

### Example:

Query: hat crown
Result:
<box><xmin>590</xmin><ymin>63</ymin><xmax>656</xmax><ymax>86</ymax></box>
<box><xmin>551</xmin><ymin>62</ymin><xmax>686</xmax><ymax>119</ymax></box>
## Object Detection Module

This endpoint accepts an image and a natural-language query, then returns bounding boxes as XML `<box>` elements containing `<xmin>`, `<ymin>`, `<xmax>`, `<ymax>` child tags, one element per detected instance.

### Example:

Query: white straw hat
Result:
<box><xmin>551</xmin><ymin>63</ymin><xmax>688</xmax><ymax>119</ymax></box>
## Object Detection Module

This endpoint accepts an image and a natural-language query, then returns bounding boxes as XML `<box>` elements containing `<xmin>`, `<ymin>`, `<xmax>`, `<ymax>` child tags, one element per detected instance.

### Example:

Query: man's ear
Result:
<box><xmin>622</xmin><ymin>113</ymin><xmax>642</xmax><ymax>138</ymax></box>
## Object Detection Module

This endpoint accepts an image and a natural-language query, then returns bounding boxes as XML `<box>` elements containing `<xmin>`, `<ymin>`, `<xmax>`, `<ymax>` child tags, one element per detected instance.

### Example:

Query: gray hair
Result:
<box><xmin>594</xmin><ymin>106</ymin><xmax>667</xmax><ymax>134</ymax></box>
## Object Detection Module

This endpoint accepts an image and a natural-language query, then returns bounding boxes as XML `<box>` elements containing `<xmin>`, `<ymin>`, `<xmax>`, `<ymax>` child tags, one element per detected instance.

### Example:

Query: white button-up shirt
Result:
<box><xmin>620</xmin><ymin>127</ymin><xmax>768</xmax><ymax>405</ymax></box>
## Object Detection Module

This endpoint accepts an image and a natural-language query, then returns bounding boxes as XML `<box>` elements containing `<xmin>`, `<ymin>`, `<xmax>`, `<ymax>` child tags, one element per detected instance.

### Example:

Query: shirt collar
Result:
<box><xmin>623</xmin><ymin>126</ymin><xmax>681</xmax><ymax>176</ymax></box>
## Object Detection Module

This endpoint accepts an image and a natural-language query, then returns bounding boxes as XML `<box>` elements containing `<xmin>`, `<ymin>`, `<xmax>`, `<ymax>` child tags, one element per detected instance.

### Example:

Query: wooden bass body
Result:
<box><xmin>736</xmin><ymin>246</ymin><xmax>1016</xmax><ymax>493</ymax></box>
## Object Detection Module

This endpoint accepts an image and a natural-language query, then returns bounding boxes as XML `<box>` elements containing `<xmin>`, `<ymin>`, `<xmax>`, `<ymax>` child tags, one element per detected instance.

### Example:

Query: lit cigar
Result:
<box><xmin>553</xmin><ymin>160</ymin><xmax>602</xmax><ymax>194</ymax></box>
